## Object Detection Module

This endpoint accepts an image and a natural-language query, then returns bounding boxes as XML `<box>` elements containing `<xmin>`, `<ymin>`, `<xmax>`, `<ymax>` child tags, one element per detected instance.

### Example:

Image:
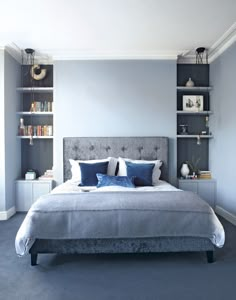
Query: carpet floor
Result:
<box><xmin>0</xmin><ymin>213</ymin><xmax>235</xmax><ymax>300</ymax></box>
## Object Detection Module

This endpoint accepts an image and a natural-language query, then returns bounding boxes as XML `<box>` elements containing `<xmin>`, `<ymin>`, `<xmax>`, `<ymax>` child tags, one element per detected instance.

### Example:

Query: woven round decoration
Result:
<box><xmin>30</xmin><ymin>64</ymin><xmax>47</xmax><ymax>80</ymax></box>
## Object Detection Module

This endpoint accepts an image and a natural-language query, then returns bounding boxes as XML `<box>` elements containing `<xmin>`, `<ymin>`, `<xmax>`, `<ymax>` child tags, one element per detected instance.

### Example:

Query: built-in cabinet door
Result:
<box><xmin>198</xmin><ymin>181</ymin><xmax>215</xmax><ymax>209</ymax></box>
<box><xmin>33</xmin><ymin>182</ymin><xmax>51</xmax><ymax>203</ymax></box>
<box><xmin>179</xmin><ymin>181</ymin><xmax>198</xmax><ymax>193</ymax></box>
<box><xmin>16</xmin><ymin>182</ymin><xmax>32</xmax><ymax>211</ymax></box>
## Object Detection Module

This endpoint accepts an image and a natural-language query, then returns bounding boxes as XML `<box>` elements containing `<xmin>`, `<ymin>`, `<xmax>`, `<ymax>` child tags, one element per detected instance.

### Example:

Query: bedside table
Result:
<box><xmin>15</xmin><ymin>179</ymin><xmax>54</xmax><ymax>211</ymax></box>
<box><xmin>178</xmin><ymin>179</ymin><xmax>216</xmax><ymax>209</ymax></box>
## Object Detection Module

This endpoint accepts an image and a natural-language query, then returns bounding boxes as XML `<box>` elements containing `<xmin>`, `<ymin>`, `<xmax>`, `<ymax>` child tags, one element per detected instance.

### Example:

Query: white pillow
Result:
<box><xmin>69</xmin><ymin>157</ymin><xmax>118</xmax><ymax>183</ymax></box>
<box><xmin>118</xmin><ymin>157</ymin><xmax>162</xmax><ymax>186</ymax></box>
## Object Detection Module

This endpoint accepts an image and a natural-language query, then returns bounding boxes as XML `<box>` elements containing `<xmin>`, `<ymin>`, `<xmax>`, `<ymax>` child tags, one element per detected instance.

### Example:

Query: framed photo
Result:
<box><xmin>182</xmin><ymin>95</ymin><xmax>204</xmax><ymax>112</ymax></box>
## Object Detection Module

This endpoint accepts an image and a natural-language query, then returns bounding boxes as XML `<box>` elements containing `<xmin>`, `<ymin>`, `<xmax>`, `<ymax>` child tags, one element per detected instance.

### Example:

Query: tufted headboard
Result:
<box><xmin>63</xmin><ymin>137</ymin><xmax>169</xmax><ymax>182</ymax></box>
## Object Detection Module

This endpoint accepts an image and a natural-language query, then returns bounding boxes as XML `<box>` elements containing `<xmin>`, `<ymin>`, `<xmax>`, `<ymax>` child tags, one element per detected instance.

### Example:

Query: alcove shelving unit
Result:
<box><xmin>16</xmin><ymin>65</ymin><xmax>54</xmax><ymax>177</ymax></box>
<box><xmin>176</xmin><ymin>64</ymin><xmax>212</xmax><ymax>177</ymax></box>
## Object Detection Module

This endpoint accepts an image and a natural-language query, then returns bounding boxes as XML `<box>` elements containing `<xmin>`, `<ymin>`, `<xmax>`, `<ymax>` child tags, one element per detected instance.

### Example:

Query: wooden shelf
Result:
<box><xmin>177</xmin><ymin>111</ymin><xmax>212</xmax><ymax>115</ymax></box>
<box><xmin>177</xmin><ymin>135</ymin><xmax>213</xmax><ymax>138</ymax></box>
<box><xmin>17</xmin><ymin>136</ymin><xmax>53</xmax><ymax>139</ymax></box>
<box><xmin>17</xmin><ymin>87</ymin><xmax>53</xmax><ymax>93</ymax></box>
<box><xmin>16</xmin><ymin>112</ymin><xmax>53</xmax><ymax>115</ymax></box>
<box><xmin>177</xmin><ymin>86</ymin><xmax>212</xmax><ymax>91</ymax></box>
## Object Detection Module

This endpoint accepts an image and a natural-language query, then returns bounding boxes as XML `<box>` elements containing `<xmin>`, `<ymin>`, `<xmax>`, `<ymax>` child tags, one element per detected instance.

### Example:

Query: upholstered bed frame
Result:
<box><xmin>29</xmin><ymin>137</ymin><xmax>214</xmax><ymax>265</ymax></box>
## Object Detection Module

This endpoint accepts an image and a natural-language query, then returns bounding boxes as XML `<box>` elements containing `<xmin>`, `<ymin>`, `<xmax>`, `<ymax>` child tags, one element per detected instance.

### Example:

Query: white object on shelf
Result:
<box><xmin>17</xmin><ymin>136</ymin><xmax>53</xmax><ymax>139</ymax></box>
<box><xmin>17</xmin><ymin>87</ymin><xmax>53</xmax><ymax>93</ymax></box>
<box><xmin>180</xmin><ymin>163</ymin><xmax>190</xmax><ymax>177</ymax></box>
<box><xmin>16</xmin><ymin>112</ymin><xmax>53</xmax><ymax>115</ymax></box>
<box><xmin>15</xmin><ymin>179</ymin><xmax>54</xmax><ymax>211</ymax></box>
<box><xmin>185</xmin><ymin>77</ymin><xmax>195</xmax><ymax>87</ymax></box>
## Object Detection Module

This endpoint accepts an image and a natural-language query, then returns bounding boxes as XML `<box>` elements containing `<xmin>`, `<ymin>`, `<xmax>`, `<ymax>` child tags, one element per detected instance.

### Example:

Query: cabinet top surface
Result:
<box><xmin>178</xmin><ymin>178</ymin><xmax>216</xmax><ymax>182</ymax></box>
<box><xmin>16</xmin><ymin>179</ymin><xmax>54</xmax><ymax>183</ymax></box>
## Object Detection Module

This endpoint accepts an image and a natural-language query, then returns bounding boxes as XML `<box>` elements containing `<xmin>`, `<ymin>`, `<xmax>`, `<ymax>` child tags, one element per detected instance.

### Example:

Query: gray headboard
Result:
<box><xmin>63</xmin><ymin>137</ymin><xmax>169</xmax><ymax>182</ymax></box>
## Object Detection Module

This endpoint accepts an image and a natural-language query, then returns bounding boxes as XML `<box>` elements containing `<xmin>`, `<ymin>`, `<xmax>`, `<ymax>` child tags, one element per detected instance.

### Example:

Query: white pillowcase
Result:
<box><xmin>118</xmin><ymin>157</ymin><xmax>162</xmax><ymax>186</ymax></box>
<box><xmin>69</xmin><ymin>157</ymin><xmax>118</xmax><ymax>183</ymax></box>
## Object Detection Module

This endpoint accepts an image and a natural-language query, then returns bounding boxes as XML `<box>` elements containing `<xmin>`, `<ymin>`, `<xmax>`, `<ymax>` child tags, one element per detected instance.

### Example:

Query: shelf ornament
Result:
<box><xmin>30</xmin><ymin>64</ymin><xmax>47</xmax><ymax>80</ymax></box>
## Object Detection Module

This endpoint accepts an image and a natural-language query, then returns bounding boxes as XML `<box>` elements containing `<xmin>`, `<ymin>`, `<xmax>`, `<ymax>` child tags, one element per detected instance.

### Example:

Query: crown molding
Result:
<box><xmin>177</xmin><ymin>22</ymin><xmax>236</xmax><ymax>64</ymax></box>
<box><xmin>2</xmin><ymin>22</ymin><xmax>236</xmax><ymax>64</ymax></box>
<box><xmin>208</xmin><ymin>22</ymin><xmax>236</xmax><ymax>63</ymax></box>
<box><xmin>46</xmin><ymin>49</ymin><xmax>178</xmax><ymax>61</ymax></box>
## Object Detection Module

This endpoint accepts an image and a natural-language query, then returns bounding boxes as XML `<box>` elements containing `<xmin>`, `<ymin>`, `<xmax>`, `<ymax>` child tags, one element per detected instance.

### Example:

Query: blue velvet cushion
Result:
<box><xmin>96</xmin><ymin>174</ymin><xmax>135</xmax><ymax>188</ymax></box>
<box><xmin>126</xmin><ymin>161</ymin><xmax>155</xmax><ymax>186</ymax></box>
<box><xmin>79</xmin><ymin>161</ymin><xmax>109</xmax><ymax>186</ymax></box>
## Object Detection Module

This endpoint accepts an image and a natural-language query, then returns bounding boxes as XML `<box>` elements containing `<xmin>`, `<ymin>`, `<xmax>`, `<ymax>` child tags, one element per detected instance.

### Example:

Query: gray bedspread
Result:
<box><xmin>15</xmin><ymin>191</ymin><xmax>225</xmax><ymax>256</ymax></box>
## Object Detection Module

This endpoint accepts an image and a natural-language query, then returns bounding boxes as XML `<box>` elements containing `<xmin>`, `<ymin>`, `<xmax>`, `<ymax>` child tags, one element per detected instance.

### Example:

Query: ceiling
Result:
<box><xmin>0</xmin><ymin>0</ymin><xmax>236</xmax><ymax>60</ymax></box>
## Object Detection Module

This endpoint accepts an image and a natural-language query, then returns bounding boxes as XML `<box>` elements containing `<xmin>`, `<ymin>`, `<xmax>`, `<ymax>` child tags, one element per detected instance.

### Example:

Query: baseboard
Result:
<box><xmin>215</xmin><ymin>205</ymin><xmax>236</xmax><ymax>226</ymax></box>
<box><xmin>0</xmin><ymin>206</ymin><xmax>16</xmax><ymax>221</ymax></box>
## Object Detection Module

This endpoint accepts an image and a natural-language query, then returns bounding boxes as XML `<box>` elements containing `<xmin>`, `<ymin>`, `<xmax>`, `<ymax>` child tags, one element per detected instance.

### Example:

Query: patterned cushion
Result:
<box><xmin>96</xmin><ymin>174</ymin><xmax>135</xmax><ymax>188</ymax></box>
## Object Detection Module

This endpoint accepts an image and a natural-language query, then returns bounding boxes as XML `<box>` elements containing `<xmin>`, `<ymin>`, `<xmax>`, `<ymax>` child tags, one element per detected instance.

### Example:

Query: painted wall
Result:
<box><xmin>0</xmin><ymin>50</ymin><xmax>21</xmax><ymax>212</ymax></box>
<box><xmin>210</xmin><ymin>41</ymin><xmax>236</xmax><ymax>215</ymax></box>
<box><xmin>54</xmin><ymin>60</ymin><xmax>177</xmax><ymax>185</ymax></box>
<box><xmin>0</xmin><ymin>50</ymin><xmax>5</xmax><ymax>211</ymax></box>
<box><xmin>4</xmin><ymin>51</ymin><xmax>21</xmax><ymax>210</ymax></box>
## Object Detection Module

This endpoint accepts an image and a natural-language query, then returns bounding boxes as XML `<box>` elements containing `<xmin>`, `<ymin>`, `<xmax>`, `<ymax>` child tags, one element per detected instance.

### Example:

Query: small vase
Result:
<box><xmin>180</xmin><ymin>163</ymin><xmax>190</xmax><ymax>178</ymax></box>
<box><xmin>185</xmin><ymin>77</ymin><xmax>195</xmax><ymax>87</ymax></box>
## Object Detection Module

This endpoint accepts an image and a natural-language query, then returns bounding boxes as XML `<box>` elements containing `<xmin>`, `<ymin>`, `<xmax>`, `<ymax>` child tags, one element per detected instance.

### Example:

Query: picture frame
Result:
<box><xmin>182</xmin><ymin>95</ymin><xmax>204</xmax><ymax>112</ymax></box>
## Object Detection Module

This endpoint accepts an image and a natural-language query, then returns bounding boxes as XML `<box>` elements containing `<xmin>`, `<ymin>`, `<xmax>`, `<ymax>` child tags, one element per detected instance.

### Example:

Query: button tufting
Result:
<box><xmin>121</xmin><ymin>146</ymin><xmax>127</xmax><ymax>152</ymax></box>
<box><xmin>105</xmin><ymin>146</ymin><xmax>111</xmax><ymax>152</ymax></box>
<box><xmin>89</xmin><ymin>145</ymin><xmax>95</xmax><ymax>151</ymax></box>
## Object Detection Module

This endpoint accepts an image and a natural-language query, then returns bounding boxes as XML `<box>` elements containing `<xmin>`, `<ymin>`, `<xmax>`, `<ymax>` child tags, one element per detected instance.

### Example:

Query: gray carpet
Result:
<box><xmin>0</xmin><ymin>213</ymin><xmax>235</xmax><ymax>300</ymax></box>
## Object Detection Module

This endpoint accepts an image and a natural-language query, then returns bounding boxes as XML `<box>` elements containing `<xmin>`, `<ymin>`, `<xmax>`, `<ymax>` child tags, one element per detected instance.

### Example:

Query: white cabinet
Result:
<box><xmin>178</xmin><ymin>179</ymin><xmax>216</xmax><ymax>209</ymax></box>
<box><xmin>15</xmin><ymin>180</ymin><xmax>54</xmax><ymax>211</ymax></box>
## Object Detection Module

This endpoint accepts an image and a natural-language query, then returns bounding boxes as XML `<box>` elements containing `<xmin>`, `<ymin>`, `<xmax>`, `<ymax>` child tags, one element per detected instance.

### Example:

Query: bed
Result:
<box><xmin>15</xmin><ymin>137</ymin><xmax>225</xmax><ymax>265</ymax></box>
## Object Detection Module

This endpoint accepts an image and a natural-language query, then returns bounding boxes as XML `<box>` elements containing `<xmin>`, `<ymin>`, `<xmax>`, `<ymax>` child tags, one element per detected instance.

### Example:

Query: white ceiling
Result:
<box><xmin>0</xmin><ymin>0</ymin><xmax>236</xmax><ymax>60</ymax></box>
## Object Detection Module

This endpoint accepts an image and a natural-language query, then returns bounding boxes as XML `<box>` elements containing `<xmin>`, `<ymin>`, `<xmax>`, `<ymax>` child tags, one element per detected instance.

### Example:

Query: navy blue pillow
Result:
<box><xmin>96</xmin><ymin>173</ymin><xmax>135</xmax><ymax>188</ymax></box>
<box><xmin>126</xmin><ymin>161</ymin><xmax>155</xmax><ymax>186</ymax></box>
<box><xmin>79</xmin><ymin>161</ymin><xmax>109</xmax><ymax>186</ymax></box>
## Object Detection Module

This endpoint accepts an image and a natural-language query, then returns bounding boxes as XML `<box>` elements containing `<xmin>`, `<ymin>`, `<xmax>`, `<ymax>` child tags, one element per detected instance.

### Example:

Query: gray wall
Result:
<box><xmin>210</xmin><ymin>41</ymin><xmax>236</xmax><ymax>215</ymax></box>
<box><xmin>0</xmin><ymin>50</ymin><xmax>21</xmax><ymax>212</ymax></box>
<box><xmin>54</xmin><ymin>60</ymin><xmax>177</xmax><ymax>185</ymax></box>
<box><xmin>0</xmin><ymin>50</ymin><xmax>5</xmax><ymax>211</ymax></box>
<box><xmin>4</xmin><ymin>51</ymin><xmax>21</xmax><ymax>210</ymax></box>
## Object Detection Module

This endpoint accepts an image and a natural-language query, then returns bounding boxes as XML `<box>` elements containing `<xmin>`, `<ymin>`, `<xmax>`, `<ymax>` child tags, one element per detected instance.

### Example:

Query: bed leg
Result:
<box><xmin>206</xmin><ymin>251</ymin><xmax>214</xmax><ymax>263</ymax></box>
<box><xmin>31</xmin><ymin>253</ymin><xmax>38</xmax><ymax>266</ymax></box>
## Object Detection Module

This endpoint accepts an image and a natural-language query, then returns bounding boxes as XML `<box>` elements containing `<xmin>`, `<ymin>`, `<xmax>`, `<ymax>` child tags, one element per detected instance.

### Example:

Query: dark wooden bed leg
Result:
<box><xmin>31</xmin><ymin>254</ymin><xmax>38</xmax><ymax>266</ymax></box>
<box><xmin>206</xmin><ymin>251</ymin><xmax>214</xmax><ymax>263</ymax></box>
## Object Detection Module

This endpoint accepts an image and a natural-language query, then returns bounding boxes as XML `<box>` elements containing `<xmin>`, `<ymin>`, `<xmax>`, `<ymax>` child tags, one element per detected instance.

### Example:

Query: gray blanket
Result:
<box><xmin>15</xmin><ymin>191</ymin><xmax>225</xmax><ymax>256</ymax></box>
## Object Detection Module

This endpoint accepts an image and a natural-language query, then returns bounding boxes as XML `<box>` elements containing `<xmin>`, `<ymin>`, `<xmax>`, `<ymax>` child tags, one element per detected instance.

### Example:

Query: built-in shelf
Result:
<box><xmin>177</xmin><ymin>135</ymin><xmax>213</xmax><ymax>138</ymax></box>
<box><xmin>17</xmin><ymin>87</ymin><xmax>54</xmax><ymax>93</ymax></box>
<box><xmin>16</xmin><ymin>112</ymin><xmax>53</xmax><ymax>115</ymax></box>
<box><xmin>177</xmin><ymin>110</ymin><xmax>212</xmax><ymax>115</ymax></box>
<box><xmin>177</xmin><ymin>86</ymin><xmax>212</xmax><ymax>91</ymax></box>
<box><xmin>17</xmin><ymin>136</ymin><xmax>53</xmax><ymax>139</ymax></box>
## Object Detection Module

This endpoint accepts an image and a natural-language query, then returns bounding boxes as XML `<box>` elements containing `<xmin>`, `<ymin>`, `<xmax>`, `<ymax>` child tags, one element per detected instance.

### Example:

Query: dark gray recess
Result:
<box><xmin>177</xmin><ymin>64</ymin><xmax>210</xmax><ymax>177</ymax></box>
<box><xmin>21</xmin><ymin>139</ymin><xmax>53</xmax><ymax>177</ymax></box>
<box><xmin>22</xmin><ymin>65</ymin><xmax>53</xmax><ymax>87</ymax></box>
<box><xmin>21</xmin><ymin>92</ymin><xmax>53</xmax><ymax>111</ymax></box>
<box><xmin>177</xmin><ymin>115</ymin><xmax>210</xmax><ymax>135</ymax></box>
<box><xmin>177</xmin><ymin>139</ymin><xmax>209</xmax><ymax>177</ymax></box>
<box><xmin>177</xmin><ymin>64</ymin><xmax>209</xmax><ymax>86</ymax></box>
<box><xmin>20</xmin><ymin>64</ymin><xmax>53</xmax><ymax>177</ymax></box>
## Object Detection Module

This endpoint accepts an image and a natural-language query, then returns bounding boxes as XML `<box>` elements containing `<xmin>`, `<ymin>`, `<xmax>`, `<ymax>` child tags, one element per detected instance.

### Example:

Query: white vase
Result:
<box><xmin>185</xmin><ymin>77</ymin><xmax>194</xmax><ymax>87</ymax></box>
<box><xmin>180</xmin><ymin>163</ymin><xmax>190</xmax><ymax>177</ymax></box>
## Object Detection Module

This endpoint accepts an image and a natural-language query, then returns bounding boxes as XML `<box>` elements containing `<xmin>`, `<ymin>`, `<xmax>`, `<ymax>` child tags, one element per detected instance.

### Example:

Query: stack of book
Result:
<box><xmin>199</xmin><ymin>171</ymin><xmax>212</xmax><ymax>179</ymax></box>
<box><xmin>38</xmin><ymin>169</ymin><xmax>54</xmax><ymax>180</ymax></box>
<box><xmin>30</xmin><ymin>101</ymin><xmax>53</xmax><ymax>112</ymax></box>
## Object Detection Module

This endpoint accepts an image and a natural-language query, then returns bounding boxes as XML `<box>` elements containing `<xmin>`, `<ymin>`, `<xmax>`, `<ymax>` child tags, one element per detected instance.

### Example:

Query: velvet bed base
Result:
<box><xmin>29</xmin><ymin>237</ymin><xmax>215</xmax><ymax>265</ymax></box>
